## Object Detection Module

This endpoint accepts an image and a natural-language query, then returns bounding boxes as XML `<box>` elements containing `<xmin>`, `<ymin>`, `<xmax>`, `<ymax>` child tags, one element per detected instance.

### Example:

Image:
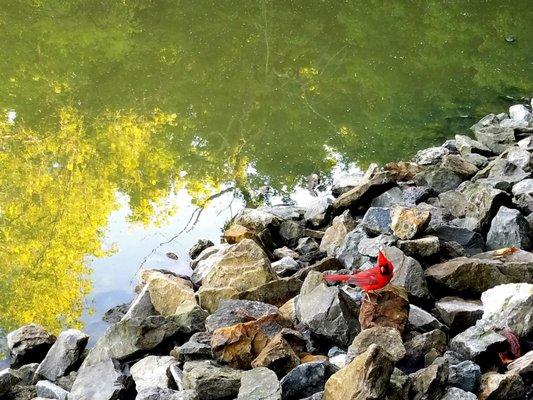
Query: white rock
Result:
<box><xmin>130</xmin><ymin>355</ymin><xmax>179</xmax><ymax>392</ymax></box>
<box><xmin>509</xmin><ymin>104</ymin><xmax>530</xmax><ymax>121</ymax></box>
<box><xmin>35</xmin><ymin>380</ymin><xmax>69</xmax><ymax>400</ymax></box>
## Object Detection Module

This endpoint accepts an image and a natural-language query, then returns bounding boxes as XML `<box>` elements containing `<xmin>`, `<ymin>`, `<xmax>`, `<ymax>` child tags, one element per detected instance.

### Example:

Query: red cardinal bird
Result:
<box><xmin>323</xmin><ymin>250</ymin><xmax>394</xmax><ymax>300</ymax></box>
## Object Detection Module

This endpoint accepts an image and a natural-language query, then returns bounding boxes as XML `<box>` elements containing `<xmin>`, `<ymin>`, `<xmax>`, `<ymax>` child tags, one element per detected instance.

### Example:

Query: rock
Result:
<box><xmin>335</xmin><ymin>227</ymin><xmax>368</xmax><ymax>269</ymax></box>
<box><xmin>123</xmin><ymin>284</ymin><xmax>157</xmax><ymax>321</ymax></box>
<box><xmin>190</xmin><ymin>244</ymin><xmax>230</xmax><ymax>284</ymax></box>
<box><xmin>272</xmin><ymin>257</ymin><xmax>300</xmax><ymax>277</ymax></box>
<box><xmin>486</xmin><ymin>206</ymin><xmax>531</xmax><ymax>250</ymax></box>
<box><xmin>431</xmin><ymin>225</ymin><xmax>484</xmax><ymax>254</ymax></box>
<box><xmin>438</xmin><ymin>190</ymin><xmax>468</xmax><ymax>218</ymax></box>
<box><xmin>233</xmin><ymin>208</ymin><xmax>280</xmax><ymax>232</ymax></box>
<box><xmin>331</xmin><ymin>171</ymin><xmax>364</xmax><ymax>197</ymax></box>
<box><xmin>136</xmin><ymin>387</ymin><xmax>198</xmax><ymax>400</ymax></box>
<box><xmin>479</xmin><ymin>372</ymin><xmax>526</xmax><ymax>400</ymax></box>
<box><xmin>35</xmin><ymin>380</ymin><xmax>69</xmax><ymax>400</ymax></box>
<box><xmin>280</xmin><ymin>361</ymin><xmax>335</xmax><ymax>400</ymax></box>
<box><xmin>178</xmin><ymin>332</ymin><xmax>213</xmax><ymax>362</ymax></box>
<box><xmin>293</xmin><ymin>257</ymin><xmax>342</xmax><ymax>281</ymax></box>
<box><xmin>237</xmin><ymin>367</ymin><xmax>281</xmax><ymax>400</ymax></box>
<box><xmin>415</xmin><ymin>166</ymin><xmax>463</xmax><ymax>193</ymax></box>
<box><xmin>455</xmin><ymin>134</ymin><xmax>492</xmax><ymax>156</ymax></box>
<box><xmin>401</xmin><ymin>185</ymin><xmax>431</xmax><ymax>205</ymax></box>
<box><xmin>7</xmin><ymin>324</ymin><xmax>56</xmax><ymax>367</ymax></box>
<box><xmin>480</xmin><ymin>159</ymin><xmax>530</xmax><ymax>191</ymax></box>
<box><xmin>457</xmin><ymin>182</ymin><xmax>508</xmax><ymax>232</ymax></box>
<box><xmin>403</xmin><ymin>329</ymin><xmax>447</xmax><ymax>367</ymax></box>
<box><xmin>511</xmin><ymin>178</ymin><xmax>533</xmax><ymax>196</ymax></box>
<box><xmin>205</xmin><ymin>300</ymin><xmax>279</xmax><ymax>332</ymax></box>
<box><xmin>319</xmin><ymin>211</ymin><xmax>357</xmax><ymax>256</ymax></box>
<box><xmin>130</xmin><ymin>355</ymin><xmax>178</xmax><ymax>392</ymax></box>
<box><xmin>300</xmin><ymin>271</ymin><xmax>325</xmax><ymax>296</ymax></box>
<box><xmin>279</xmin><ymin>221</ymin><xmax>305</xmax><ymax>248</ymax></box>
<box><xmin>296</xmin><ymin>237</ymin><xmax>320</xmax><ymax>254</ymax></box>
<box><xmin>449</xmin><ymin>360</ymin><xmax>481</xmax><ymax>393</ymax></box>
<box><xmin>386</xmin><ymin>368</ymin><xmax>409</xmax><ymax>400</ymax></box>
<box><xmin>332</xmin><ymin>164</ymin><xmax>396</xmax><ymax>213</ymax></box>
<box><xmin>408</xmin><ymin>358</ymin><xmax>449</xmax><ymax>400</ymax></box>
<box><xmin>360</xmin><ymin>207</ymin><xmax>392</xmax><ymax>235</ymax></box>
<box><xmin>259</xmin><ymin>205</ymin><xmax>306</xmax><ymax>221</ymax></box>
<box><xmin>238</xmin><ymin>276</ymin><xmax>303</xmax><ymax>307</ymax></box>
<box><xmin>82</xmin><ymin>315</ymin><xmax>180</xmax><ymax>366</ymax></box>
<box><xmin>507</xmin><ymin>147</ymin><xmax>531</xmax><ymax>170</ymax></box>
<box><xmin>35</xmin><ymin>329</ymin><xmax>88</xmax><ymax>382</ymax></box>
<box><xmin>189</xmin><ymin>239</ymin><xmax>214</xmax><ymax>260</ymax></box>
<box><xmin>397</xmin><ymin>236</ymin><xmax>440</xmax><ymax>257</ymax></box>
<box><xmin>509</xmin><ymin>104</ymin><xmax>530</xmax><ymax>121</ymax></box>
<box><xmin>297</xmin><ymin>283</ymin><xmax>359</xmax><ymax>347</ymax></box>
<box><xmin>441</xmin><ymin>387</ymin><xmax>477</xmax><ymax>400</ymax></box>
<box><xmin>383</xmin><ymin>246</ymin><xmax>430</xmax><ymax>300</ymax></box>
<box><xmin>413</xmin><ymin>146</ymin><xmax>449</xmax><ymax>165</ymax></box>
<box><xmin>474</xmin><ymin>125</ymin><xmax>515</xmax><ymax>154</ymax></box>
<box><xmin>305</xmin><ymin>195</ymin><xmax>333</xmax><ymax>228</ymax></box>
<box><xmin>198</xmin><ymin>239</ymin><xmax>278</xmax><ymax>312</ymax></box>
<box><xmin>408</xmin><ymin>304</ymin><xmax>446</xmax><ymax>333</ymax></box>
<box><xmin>357</xmin><ymin>234</ymin><xmax>396</xmax><ymax>257</ymax></box>
<box><xmin>463</xmin><ymin>152</ymin><xmax>489</xmax><ymax>168</ymax></box>
<box><xmin>441</xmin><ymin>154</ymin><xmax>479</xmax><ymax>178</ymax></box>
<box><xmin>223</xmin><ymin>224</ymin><xmax>257</xmax><ymax>244</ymax></box>
<box><xmin>70</xmin><ymin>358</ymin><xmax>132</xmax><ymax>400</ymax></box>
<box><xmin>480</xmin><ymin>283</ymin><xmax>533</xmax><ymax>337</ymax></box>
<box><xmin>0</xmin><ymin>369</ymin><xmax>21</xmax><ymax>396</ymax></box>
<box><xmin>182</xmin><ymin>360</ymin><xmax>242</xmax><ymax>400</ymax></box>
<box><xmin>370</xmin><ymin>186</ymin><xmax>403</xmax><ymax>208</ymax></box>
<box><xmin>449</xmin><ymin>323</ymin><xmax>506</xmax><ymax>361</ymax></box>
<box><xmin>273</xmin><ymin>247</ymin><xmax>300</xmax><ymax>260</ymax></box>
<box><xmin>507</xmin><ymin>350</ymin><xmax>533</xmax><ymax>376</ymax></box>
<box><xmin>174</xmin><ymin>302</ymin><xmax>208</xmax><ymax>334</ymax></box>
<box><xmin>210</xmin><ymin>314</ymin><xmax>293</xmax><ymax>369</ymax></box>
<box><xmin>323</xmin><ymin>344</ymin><xmax>394</xmax><ymax>400</ymax></box>
<box><xmin>471</xmin><ymin>113</ymin><xmax>499</xmax><ymax>131</ymax></box>
<box><xmin>103</xmin><ymin>303</ymin><xmax>130</xmax><ymax>324</ymax></box>
<box><xmin>347</xmin><ymin>326</ymin><xmax>405</xmax><ymax>363</ymax></box>
<box><xmin>13</xmin><ymin>362</ymin><xmax>39</xmax><ymax>385</ymax></box>
<box><xmin>435</xmin><ymin>297</ymin><xmax>483</xmax><ymax>335</ymax></box>
<box><xmin>250</xmin><ymin>332</ymin><xmax>302</xmax><ymax>377</ymax></box>
<box><xmin>425</xmin><ymin>257</ymin><xmax>511</xmax><ymax>296</ymax></box>
<box><xmin>358</xmin><ymin>285</ymin><xmax>409</xmax><ymax>333</ymax></box>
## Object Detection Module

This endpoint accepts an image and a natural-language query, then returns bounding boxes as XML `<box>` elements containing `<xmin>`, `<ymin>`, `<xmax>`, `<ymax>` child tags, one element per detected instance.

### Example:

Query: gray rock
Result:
<box><xmin>7</xmin><ymin>324</ymin><xmax>56</xmax><ymax>367</ymax></box>
<box><xmin>273</xmin><ymin>247</ymin><xmax>300</xmax><ymax>260</ymax></box>
<box><xmin>296</xmin><ymin>283</ymin><xmax>359</xmax><ymax>347</ymax></box>
<box><xmin>304</xmin><ymin>195</ymin><xmax>333</xmax><ymax>227</ymax></box>
<box><xmin>441</xmin><ymin>387</ymin><xmax>476</xmax><ymax>400</ymax></box>
<box><xmin>331</xmin><ymin>171</ymin><xmax>364</xmax><ymax>197</ymax></box>
<box><xmin>300</xmin><ymin>392</ymin><xmax>323</xmax><ymax>400</ymax></box>
<box><xmin>360</xmin><ymin>207</ymin><xmax>392</xmax><ymax>235</ymax></box>
<box><xmin>480</xmin><ymin>159</ymin><xmax>530</xmax><ymax>191</ymax></box>
<box><xmin>455</xmin><ymin>134</ymin><xmax>492</xmax><ymax>156</ymax></box>
<box><xmin>413</xmin><ymin>147</ymin><xmax>449</xmax><ymax>165</ymax></box>
<box><xmin>12</xmin><ymin>362</ymin><xmax>39</xmax><ymax>385</ymax></box>
<box><xmin>449</xmin><ymin>323</ymin><xmax>506</xmax><ymax>361</ymax></box>
<box><xmin>103</xmin><ymin>303</ymin><xmax>130</xmax><ymax>324</ymax></box>
<box><xmin>296</xmin><ymin>237</ymin><xmax>319</xmax><ymax>254</ymax></box>
<box><xmin>448</xmin><ymin>360</ymin><xmax>481</xmax><ymax>393</ymax></box>
<box><xmin>435</xmin><ymin>297</ymin><xmax>483</xmax><ymax>335</ymax></box>
<box><xmin>70</xmin><ymin>358</ymin><xmax>131</xmax><ymax>400</ymax></box>
<box><xmin>441</xmin><ymin>154</ymin><xmax>479</xmax><ymax>178</ymax></box>
<box><xmin>408</xmin><ymin>358</ymin><xmax>449</xmax><ymax>400</ymax></box>
<box><xmin>401</xmin><ymin>185</ymin><xmax>431</xmax><ymax>205</ymax></box>
<box><xmin>319</xmin><ymin>211</ymin><xmax>357</xmax><ymax>256</ymax></box>
<box><xmin>473</xmin><ymin>125</ymin><xmax>515</xmax><ymax>154</ymax></box>
<box><xmin>463</xmin><ymin>152</ymin><xmax>489</xmax><ymax>168</ymax></box>
<box><xmin>293</xmin><ymin>257</ymin><xmax>342</xmax><ymax>281</ymax></box>
<box><xmin>509</xmin><ymin>104</ymin><xmax>530</xmax><ymax>121</ymax></box>
<box><xmin>480</xmin><ymin>283</ymin><xmax>533</xmax><ymax>337</ymax></box>
<box><xmin>280</xmin><ymin>361</ymin><xmax>335</xmax><ymax>400</ymax></box>
<box><xmin>189</xmin><ymin>239</ymin><xmax>214</xmax><ymax>260</ymax></box>
<box><xmin>403</xmin><ymin>330</ymin><xmax>447</xmax><ymax>367</ymax></box>
<box><xmin>130</xmin><ymin>355</ymin><xmax>178</xmax><ymax>392</ymax></box>
<box><xmin>357</xmin><ymin>235</ymin><xmax>396</xmax><ymax>257</ymax></box>
<box><xmin>136</xmin><ymin>387</ymin><xmax>198</xmax><ymax>400</ymax></box>
<box><xmin>35</xmin><ymin>329</ymin><xmax>88</xmax><ymax>382</ymax></box>
<box><xmin>486</xmin><ymin>206</ymin><xmax>531</xmax><ymax>250</ymax></box>
<box><xmin>123</xmin><ymin>284</ymin><xmax>157</xmax><ymax>321</ymax></box>
<box><xmin>507</xmin><ymin>147</ymin><xmax>531</xmax><ymax>170</ymax></box>
<box><xmin>182</xmin><ymin>360</ymin><xmax>242</xmax><ymax>400</ymax></box>
<box><xmin>272</xmin><ymin>257</ymin><xmax>300</xmax><ymax>277</ymax></box>
<box><xmin>233</xmin><ymin>208</ymin><xmax>281</xmax><ymax>232</ymax></box>
<box><xmin>397</xmin><ymin>236</ymin><xmax>440</xmax><ymax>257</ymax></box>
<box><xmin>237</xmin><ymin>367</ymin><xmax>281</xmax><ymax>400</ymax></box>
<box><xmin>178</xmin><ymin>332</ymin><xmax>212</xmax><ymax>362</ymax></box>
<box><xmin>35</xmin><ymin>380</ymin><xmax>69</xmax><ymax>400</ymax></box>
<box><xmin>173</xmin><ymin>302</ymin><xmax>208</xmax><ymax>334</ymax></box>
<box><xmin>335</xmin><ymin>227</ymin><xmax>368</xmax><ymax>269</ymax></box>
<box><xmin>82</xmin><ymin>316</ymin><xmax>181</xmax><ymax>367</ymax></box>
<box><xmin>438</xmin><ymin>191</ymin><xmax>468</xmax><ymax>218</ymax></box>
<box><xmin>415</xmin><ymin>166</ymin><xmax>463</xmax><ymax>193</ymax></box>
<box><xmin>511</xmin><ymin>178</ymin><xmax>533</xmax><ymax>196</ymax></box>
<box><xmin>0</xmin><ymin>368</ymin><xmax>21</xmax><ymax>396</ymax></box>
<box><xmin>370</xmin><ymin>187</ymin><xmax>403</xmax><ymax>208</ymax></box>
<box><xmin>480</xmin><ymin>372</ymin><xmax>526</xmax><ymax>400</ymax></box>
<box><xmin>258</xmin><ymin>205</ymin><xmax>306</xmax><ymax>221</ymax></box>
<box><xmin>470</xmin><ymin>113</ymin><xmax>498</xmax><ymax>131</ymax></box>
<box><xmin>408</xmin><ymin>304</ymin><xmax>445</xmax><ymax>333</ymax></box>
<box><xmin>430</xmin><ymin>226</ymin><xmax>484</xmax><ymax>254</ymax></box>
<box><xmin>205</xmin><ymin>300</ymin><xmax>278</xmax><ymax>332</ymax></box>
<box><xmin>386</xmin><ymin>368</ymin><xmax>409</xmax><ymax>400</ymax></box>
<box><xmin>347</xmin><ymin>326</ymin><xmax>405</xmax><ymax>363</ymax></box>
<box><xmin>384</xmin><ymin>246</ymin><xmax>429</xmax><ymax>300</ymax></box>
<box><xmin>457</xmin><ymin>181</ymin><xmax>507</xmax><ymax>232</ymax></box>
<box><xmin>279</xmin><ymin>221</ymin><xmax>305</xmax><ymax>248</ymax></box>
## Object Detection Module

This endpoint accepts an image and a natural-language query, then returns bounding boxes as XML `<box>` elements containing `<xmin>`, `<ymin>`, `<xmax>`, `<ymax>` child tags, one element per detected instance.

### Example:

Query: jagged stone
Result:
<box><xmin>136</xmin><ymin>387</ymin><xmax>198</xmax><ymax>400</ymax></box>
<box><xmin>70</xmin><ymin>358</ymin><xmax>132</xmax><ymax>400</ymax></box>
<box><xmin>7</xmin><ymin>324</ymin><xmax>56</xmax><ymax>367</ymax></box>
<box><xmin>347</xmin><ymin>326</ymin><xmax>405</xmax><ymax>363</ymax></box>
<box><xmin>177</xmin><ymin>332</ymin><xmax>213</xmax><ymax>362</ymax></box>
<box><xmin>35</xmin><ymin>380</ymin><xmax>69</xmax><ymax>400</ymax></box>
<box><xmin>449</xmin><ymin>360</ymin><xmax>481</xmax><ymax>393</ymax></box>
<box><xmin>413</xmin><ymin>147</ymin><xmax>449</xmax><ymax>165</ymax></box>
<box><xmin>358</xmin><ymin>285</ymin><xmax>409</xmax><ymax>333</ymax></box>
<box><xmin>279</xmin><ymin>221</ymin><xmax>305</xmax><ymax>248</ymax></box>
<box><xmin>407</xmin><ymin>304</ymin><xmax>446</xmax><ymax>333</ymax></box>
<box><xmin>441</xmin><ymin>387</ymin><xmax>477</xmax><ymax>400</ymax></box>
<box><xmin>449</xmin><ymin>323</ymin><xmax>506</xmax><ymax>361</ymax></box>
<box><xmin>441</xmin><ymin>154</ymin><xmax>479</xmax><ymax>178</ymax></box>
<box><xmin>486</xmin><ymin>206</ymin><xmax>531</xmax><ymax>250</ymax></box>
<box><xmin>238</xmin><ymin>276</ymin><xmax>303</xmax><ymax>307</ymax></box>
<box><xmin>507</xmin><ymin>350</ymin><xmax>533</xmax><ymax>376</ymax></box>
<box><xmin>397</xmin><ymin>236</ymin><xmax>440</xmax><ymax>257</ymax></box>
<box><xmin>250</xmin><ymin>331</ymin><xmax>302</xmax><ymax>377</ymax></box>
<box><xmin>479</xmin><ymin>372</ymin><xmax>526</xmax><ymax>400</ymax></box>
<box><xmin>280</xmin><ymin>361</ymin><xmax>336</xmax><ymax>400</ymax></box>
<box><xmin>435</xmin><ymin>297</ymin><xmax>483</xmax><ymax>335</ymax></box>
<box><xmin>205</xmin><ymin>300</ymin><xmax>279</xmax><ymax>332</ymax></box>
<box><xmin>335</xmin><ymin>227</ymin><xmax>368</xmax><ymax>269</ymax></box>
<box><xmin>130</xmin><ymin>355</ymin><xmax>178</xmax><ymax>392</ymax></box>
<box><xmin>403</xmin><ymin>329</ymin><xmax>447</xmax><ymax>368</ymax></box>
<box><xmin>237</xmin><ymin>367</ymin><xmax>281</xmax><ymax>400</ymax></box>
<box><xmin>319</xmin><ymin>211</ymin><xmax>357</xmax><ymax>256</ymax></box>
<box><xmin>271</xmin><ymin>257</ymin><xmax>300</xmax><ymax>277</ymax></box>
<box><xmin>361</xmin><ymin>207</ymin><xmax>392</xmax><ymax>235</ymax></box>
<box><xmin>182</xmin><ymin>360</ymin><xmax>242</xmax><ymax>400</ymax></box>
<box><xmin>455</xmin><ymin>134</ymin><xmax>492</xmax><ymax>156</ymax></box>
<box><xmin>123</xmin><ymin>284</ymin><xmax>157</xmax><ymax>320</ymax></box>
<box><xmin>473</xmin><ymin>125</ymin><xmax>515</xmax><ymax>154</ymax></box>
<box><xmin>189</xmin><ymin>239</ymin><xmax>214</xmax><ymax>260</ymax></box>
<box><xmin>383</xmin><ymin>246</ymin><xmax>429</xmax><ymax>300</ymax></box>
<box><xmin>408</xmin><ymin>358</ymin><xmax>449</xmax><ymax>400</ymax></box>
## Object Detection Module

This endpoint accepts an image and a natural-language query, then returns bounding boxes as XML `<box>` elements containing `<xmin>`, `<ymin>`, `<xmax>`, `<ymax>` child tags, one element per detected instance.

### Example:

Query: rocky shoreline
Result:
<box><xmin>2</xmin><ymin>103</ymin><xmax>533</xmax><ymax>400</ymax></box>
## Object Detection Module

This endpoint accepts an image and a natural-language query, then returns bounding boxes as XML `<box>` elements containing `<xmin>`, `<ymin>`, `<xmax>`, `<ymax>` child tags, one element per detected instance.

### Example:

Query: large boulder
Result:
<box><xmin>323</xmin><ymin>344</ymin><xmax>394</xmax><ymax>400</ymax></box>
<box><xmin>280</xmin><ymin>361</ymin><xmax>336</xmax><ymax>400</ymax></box>
<box><xmin>7</xmin><ymin>324</ymin><xmax>56</xmax><ymax>367</ymax></box>
<box><xmin>347</xmin><ymin>326</ymin><xmax>405</xmax><ymax>363</ymax></box>
<box><xmin>146</xmin><ymin>274</ymin><xmax>196</xmax><ymax>317</ymax></box>
<box><xmin>35</xmin><ymin>329</ymin><xmax>88</xmax><ymax>382</ymax></box>
<box><xmin>435</xmin><ymin>297</ymin><xmax>483</xmax><ymax>335</ymax></box>
<box><xmin>237</xmin><ymin>367</ymin><xmax>281</xmax><ymax>400</ymax></box>
<box><xmin>130</xmin><ymin>355</ymin><xmax>178</xmax><ymax>392</ymax></box>
<box><xmin>486</xmin><ymin>206</ymin><xmax>531</xmax><ymax>250</ymax></box>
<box><xmin>70</xmin><ymin>358</ymin><xmax>132</xmax><ymax>400</ymax></box>
<box><xmin>358</xmin><ymin>285</ymin><xmax>409</xmax><ymax>333</ymax></box>
<box><xmin>182</xmin><ymin>360</ymin><xmax>242</xmax><ymax>400</ymax></box>
<box><xmin>480</xmin><ymin>283</ymin><xmax>533</xmax><ymax>337</ymax></box>
<box><xmin>319</xmin><ymin>211</ymin><xmax>357</xmax><ymax>256</ymax></box>
<box><xmin>296</xmin><ymin>283</ymin><xmax>359</xmax><ymax>347</ymax></box>
<box><xmin>473</xmin><ymin>125</ymin><xmax>515</xmax><ymax>154</ymax></box>
<box><xmin>198</xmin><ymin>239</ymin><xmax>278</xmax><ymax>312</ymax></box>
<box><xmin>449</xmin><ymin>323</ymin><xmax>506</xmax><ymax>361</ymax></box>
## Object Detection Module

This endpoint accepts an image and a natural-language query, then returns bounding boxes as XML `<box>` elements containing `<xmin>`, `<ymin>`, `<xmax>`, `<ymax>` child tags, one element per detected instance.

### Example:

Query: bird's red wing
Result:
<box><xmin>352</xmin><ymin>268</ymin><xmax>380</xmax><ymax>287</ymax></box>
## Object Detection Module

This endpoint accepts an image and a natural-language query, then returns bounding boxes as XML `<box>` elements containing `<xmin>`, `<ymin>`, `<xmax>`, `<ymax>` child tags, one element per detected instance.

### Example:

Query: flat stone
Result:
<box><xmin>130</xmin><ymin>355</ymin><xmax>178</xmax><ymax>392</ymax></box>
<box><xmin>205</xmin><ymin>300</ymin><xmax>279</xmax><ymax>332</ymax></box>
<box><xmin>347</xmin><ymin>326</ymin><xmax>405</xmax><ymax>363</ymax></box>
<box><xmin>370</xmin><ymin>186</ymin><xmax>403</xmax><ymax>208</ymax></box>
<box><xmin>507</xmin><ymin>350</ymin><xmax>533</xmax><ymax>376</ymax></box>
<box><xmin>323</xmin><ymin>344</ymin><xmax>394</xmax><ymax>400</ymax></box>
<box><xmin>271</xmin><ymin>257</ymin><xmax>299</xmax><ymax>277</ymax></box>
<box><xmin>280</xmin><ymin>361</ymin><xmax>336</xmax><ymax>400</ymax></box>
<box><xmin>233</xmin><ymin>208</ymin><xmax>281</xmax><ymax>232</ymax></box>
<box><xmin>182</xmin><ymin>360</ymin><xmax>242</xmax><ymax>400</ymax></box>
<box><xmin>70</xmin><ymin>358</ymin><xmax>132</xmax><ymax>400</ymax></box>
<box><xmin>238</xmin><ymin>276</ymin><xmax>303</xmax><ymax>307</ymax></box>
<box><xmin>35</xmin><ymin>329</ymin><xmax>88</xmax><ymax>382</ymax></box>
<box><xmin>331</xmin><ymin>171</ymin><xmax>365</xmax><ymax>197</ymax></box>
<box><xmin>479</xmin><ymin>372</ymin><xmax>526</xmax><ymax>400</ymax></box>
<box><xmin>223</xmin><ymin>224</ymin><xmax>257</xmax><ymax>244</ymax></box>
<box><xmin>123</xmin><ymin>284</ymin><xmax>157</xmax><ymax>320</ymax></box>
<box><xmin>414</xmin><ymin>166</ymin><xmax>463</xmax><ymax>193</ymax></box>
<box><xmin>413</xmin><ymin>146</ymin><xmax>449</xmax><ymax>165</ymax></box>
<box><xmin>177</xmin><ymin>332</ymin><xmax>213</xmax><ymax>362</ymax></box>
<box><xmin>511</xmin><ymin>178</ymin><xmax>533</xmax><ymax>196</ymax></box>
<box><xmin>35</xmin><ymin>380</ymin><xmax>69</xmax><ymax>400</ymax></box>
<box><xmin>7</xmin><ymin>324</ymin><xmax>56</xmax><ymax>367</ymax></box>
<box><xmin>435</xmin><ymin>297</ymin><xmax>483</xmax><ymax>335</ymax></box>
<box><xmin>397</xmin><ymin>236</ymin><xmax>440</xmax><ymax>258</ymax></box>
<box><xmin>473</xmin><ymin>125</ymin><xmax>515</xmax><ymax>154</ymax></box>
<box><xmin>360</xmin><ymin>207</ymin><xmax>392</xmax><ymax>235</ymax></box>
<box><xmin>237</xmin><ymin>367</ymin><xmax>281</xmax><ymax>400</ymax></box>
<box><xmin>486</xmin><ymin>206</ymin><xmax>531</xmax><ymax>250</ymax></box>
<box><xmin>441</xmin><ymin>154</ymin><xmax>479</xmax><ymax>178</ymax></box>
<box><xmin>319</xmin><ymin>211</ymin><xmax>357</xmax><ymax>256</ymax></box>
<box><xmin>455</xmin><ymin>134</ymin><xmax>492</xmax><ymax>156</ymax></box>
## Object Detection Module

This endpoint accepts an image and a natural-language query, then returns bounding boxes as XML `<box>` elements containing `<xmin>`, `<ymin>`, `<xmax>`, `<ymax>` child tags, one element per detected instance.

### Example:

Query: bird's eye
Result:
<box><xmin>380</xmin><ymin>265</ymin><xmax>390</xmax><ymax>275</ymax></box>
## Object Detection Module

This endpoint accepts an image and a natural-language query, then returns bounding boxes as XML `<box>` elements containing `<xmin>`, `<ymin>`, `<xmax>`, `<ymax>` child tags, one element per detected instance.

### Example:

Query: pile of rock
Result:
<box><xmin>2</xmin><ymin>103</ymin><xmax>533</xmax><ymax>399</ymax></box>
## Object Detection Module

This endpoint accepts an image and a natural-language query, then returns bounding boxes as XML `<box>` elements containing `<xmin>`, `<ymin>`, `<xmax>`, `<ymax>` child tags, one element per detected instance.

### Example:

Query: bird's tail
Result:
<box><xmin>323</xmin><ymin>274</ymin><xmax>351</xmax><ymax>283</ymax></box>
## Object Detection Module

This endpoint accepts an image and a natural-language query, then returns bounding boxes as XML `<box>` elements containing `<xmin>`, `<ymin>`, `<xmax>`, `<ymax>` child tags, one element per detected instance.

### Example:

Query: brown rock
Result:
<box><xmin>323</xmin><ymin>344</ymin><xmax>394</xmax><ymax>400</ymax></box>
<box><xmin>384</xmin><ymin>161</ymin><xmax>423</xmax><ymax>181</ymax></box>
<box><xmin>441</xmin><ymin>154</ymin><xmax>479</xmax><ymax>178</ymax></box>
<box><xmin>251</xmin><ymin>331</ymin><xmax>302</xmax><ymax>377</ymax></box>
<box><xmin>359</xmin><ymin>285</ymin><xmax>409</xmax><ymax>333</ymax></box>
<box><xmin>300</xmin><ymin>354</ymin><xmax>329</xmax><ymax>363</ymax></box>
<box><xmin>347</xmin><ymin>326</ymin><xmax>405</xmax><ymax>363</ymax></box>
<box><xmin>146</xmin><ymin>274</ymin><xmax>196</xmax><ymax>316</ymax></box>
<box><xmin>223</xmin><ymin>224</ymin><xmax>256</xmax><ymax>244</ymax></box>
<box><xmin>479</xmin><ymin>372</ymin><xmax>526</xmax><ymax>400</ymax></box>
<box><xmin>319</xmin><ymin>211</ymin><xmax>357</xmax><ymax>256</ymax></box>
<box><xmin>390</xmin><ymin>206</ymin><xmax>431</xmax><ymax>240</ymax></box>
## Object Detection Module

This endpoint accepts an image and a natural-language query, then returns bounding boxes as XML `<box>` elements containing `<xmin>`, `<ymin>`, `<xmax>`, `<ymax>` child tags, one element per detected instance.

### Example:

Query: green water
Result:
<box><xmin>1</xmin><ymin>1</ymin><xmax>533</xmax><ymax>352</ymax></box>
